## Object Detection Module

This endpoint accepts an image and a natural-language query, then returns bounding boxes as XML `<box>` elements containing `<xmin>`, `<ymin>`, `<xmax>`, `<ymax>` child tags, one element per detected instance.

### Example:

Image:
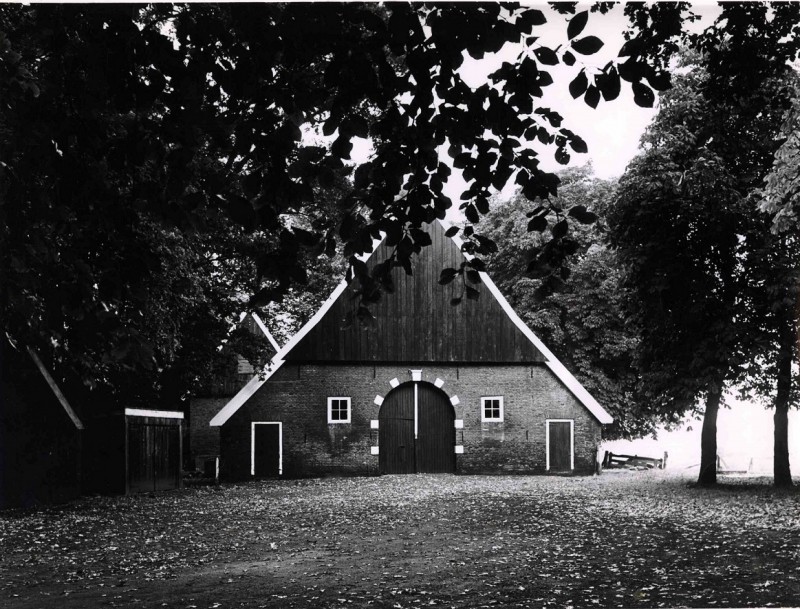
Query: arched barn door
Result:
<box><xmin>379</xmin><ymin>382</ymin><xmax>455</xmax><ymax>474</ymax></box>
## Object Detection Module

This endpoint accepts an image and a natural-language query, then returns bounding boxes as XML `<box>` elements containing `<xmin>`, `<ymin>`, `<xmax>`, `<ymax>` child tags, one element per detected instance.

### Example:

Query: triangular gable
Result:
<box><xmin>285</xmin><ymin>219</ymin><xmax>547</xmax><ymax>363</ymax></box>
<box><xmin>211</xmin><ymin>219</ymin><xmax>612</xmax><ymax>426</ymax></box>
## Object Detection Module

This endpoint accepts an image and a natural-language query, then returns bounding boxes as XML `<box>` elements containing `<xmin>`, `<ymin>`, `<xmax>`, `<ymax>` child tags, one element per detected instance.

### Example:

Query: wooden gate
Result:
<box><xmin>127</xmin><ymin>414</ymin><xmax>182</xmax><ymax>493</ymax></box>
<box><xmin>379</xmin><ymin>382</ymin><xmax>455</xmax><ymax>474</ymax></box>
<box><xmin>252</xmin><ymin>422</ymin><xmax>282</xmax><ymax>477</ymax></box>
<box><xmin>547</xmin><ymin>420</ymin><xmax>573</xmax><ymax>471</ymax></box>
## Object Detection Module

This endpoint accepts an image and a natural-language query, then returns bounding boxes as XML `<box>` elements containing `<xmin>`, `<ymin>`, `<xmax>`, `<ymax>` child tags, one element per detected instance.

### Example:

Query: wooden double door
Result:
<box><xmin>379</xmin><ymin>382</ymin><xmax>455</xmax><ymax>474</ymax></box>
<box><xmin>127</xmin><ymin>420</ymin><xmax>182</xmax><ymax>493</ymax></box>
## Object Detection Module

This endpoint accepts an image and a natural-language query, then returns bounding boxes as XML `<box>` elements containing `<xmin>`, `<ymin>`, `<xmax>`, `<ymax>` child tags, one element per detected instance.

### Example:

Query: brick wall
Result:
<box><xmin>189</xmin><ymin>398</ymin><xmax>226</xmax><ymax>470</ymax></box>
<box><xmin>220</xmin><ymin>363</ymin><xmax>603</xmax><ymax>480</ymax></box>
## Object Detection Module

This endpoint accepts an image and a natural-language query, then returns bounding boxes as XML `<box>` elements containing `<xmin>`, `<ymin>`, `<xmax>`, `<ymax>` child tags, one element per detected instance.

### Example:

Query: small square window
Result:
<box><xmin>481</xmin><ymin>396</ymin><xmax>504</xmax><ymax>422</ymax></box>
<box><xmin>328</xmin><ymin>397</ymin><xmax>351</xmax><ymax>424</ymax></box>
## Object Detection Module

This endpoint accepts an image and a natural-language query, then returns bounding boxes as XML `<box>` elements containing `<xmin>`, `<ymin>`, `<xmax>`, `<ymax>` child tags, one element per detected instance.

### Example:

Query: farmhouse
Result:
<box><xmin>211</xmin><ymin>220</ymin><xmax>612</xmax><ymax>478</ymax></box>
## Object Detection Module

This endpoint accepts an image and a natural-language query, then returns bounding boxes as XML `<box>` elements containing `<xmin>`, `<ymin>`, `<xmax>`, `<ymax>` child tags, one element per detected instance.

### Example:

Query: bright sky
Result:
<box><xmin>442</xmin><ymin>2</ymin><xmax>724</xmax><ymax>203</ymax></box>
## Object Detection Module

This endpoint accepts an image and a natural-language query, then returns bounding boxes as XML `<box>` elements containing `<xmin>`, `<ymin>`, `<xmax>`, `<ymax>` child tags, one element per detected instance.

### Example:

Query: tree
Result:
<box><xmin>0</xmin><ymin>2</ymin><xmax>683</xmax><ymax>397</ymax></box>
<box><xmin>757</xmin><ymin>90</ymin><xmax>800</xmax><ymax>487</ymax></box>
<box><xmin>6</xmin><ymin>2</ymin><xmax>800</xmax><ymax>424</ymax></box>
<box><xmin>478</xmin><ymin>166</ymin><xmax>651</xmax><ymax>439</ymax></box>
<box><xmin>609</xmin><ymin>48</ymin><xmax>800</xmax><ymax>486</ymax></box>
<box><xmin>760</xmin><ymin>91</ymin><xmax>800</xmax><ymax>234</ymax></box>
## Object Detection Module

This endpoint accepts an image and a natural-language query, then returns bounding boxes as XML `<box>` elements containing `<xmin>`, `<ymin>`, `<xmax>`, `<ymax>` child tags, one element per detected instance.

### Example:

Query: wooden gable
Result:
<box><xmin>286</xmin><ymin>220</ymin><xmax>546</xmax><ymax>364</ymax></box>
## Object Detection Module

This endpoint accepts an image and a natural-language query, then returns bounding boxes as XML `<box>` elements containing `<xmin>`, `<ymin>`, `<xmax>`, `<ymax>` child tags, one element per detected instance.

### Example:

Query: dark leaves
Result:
<box><xmin>528</xmin><ymin>215</ymin><xmax>548</xmax><ymax>232</ymax></box>
<box><xmin>464</xmin><ymin>203</ymin><xmax>480</xmax><ymax>224</ymax></box>
<box><xmin>569</xmin><ymin>70</ymin><xmax>588</xmax><ymax>98</ymax></box>
<box><xmin>534</xmin><ymin>47</ymin><xmax>559</xmax><ymax>66</ymax></box>
<box><xmin>571</xmin><ymin>36</ymin><xmax>603</xmax><ymax>55</ymax></box>
<box><xmin>474</xmin><ymin>234</ymin><xmax>498</xmax><ymax>254</ymax></box>
<box><xmin>331</xmin><ymin>136</ymin><xmax>353</xmax><ymax>159</ymax></box>
<box><xmin>596</xmin><ymin>68</ymin><xmax>621</xmax><ymax>101</ymax></box>
<box><xmin>569</xmin><ymin>135</ymin><xmax>588</xmax><ymax>154</ymax></box>
<box><xmin>647</xmin><ymin>71</ymin><xmax>671</xmax><ymax>91</ymax></box>
<box><xmin>584</xmin><ymin>85</ymin><xmax>600</xmax><ymax>109</ymax></box>
<box><xmin>439</xmin><ymin>267</ymin><xmax>459</xmax><ymax>285</ymax></box>
<box><xmin>568</xmin><ymin>205</ymin><xmax>598</xmax><ymax>224</ymax></box>
<box><xmin>551</xmin><ymin>219</ymin><xmax>568</xmax><ymax>238</ymax></box>
<box><xmin>249</xmin><ymin>286</ymin><xmax>282</xmax><ymax>307</ymax></box>
<box><xmin>516</xmin><ymin>8</ymin><xmax>547</xmax><ymax>32</ymax></box>
<box><xmin>291</xmin><ymin>227</ymin><xmax>320</xmax><ymax>247</ymax></box>
<box><xmin>228</xmin><ymin>195</ymin><xmax>256</xmax><ymax>231</ymax></box>
<box><xmin>632</xmin><ymin>81</ymin><xmax>655</xmax><ymax>107</ymax></box>
<box><xmin>567</xmin><ymin>11</ymin><xmax>588</xmax><ymax>40</ymax></box>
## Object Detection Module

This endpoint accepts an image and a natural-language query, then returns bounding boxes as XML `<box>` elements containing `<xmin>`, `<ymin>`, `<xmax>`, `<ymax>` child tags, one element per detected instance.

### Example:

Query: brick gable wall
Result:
<box><xmin>220</xmin><ymin>363</ymin><xmax>602</xmax><ymax>479</ymax></box>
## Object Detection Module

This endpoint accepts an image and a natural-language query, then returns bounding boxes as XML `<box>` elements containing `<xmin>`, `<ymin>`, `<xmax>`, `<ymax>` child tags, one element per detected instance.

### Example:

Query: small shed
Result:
<box><xmin>85</xmin><ymin>409</ymin><xmax>184</xmax><ymax>495</ymax></box>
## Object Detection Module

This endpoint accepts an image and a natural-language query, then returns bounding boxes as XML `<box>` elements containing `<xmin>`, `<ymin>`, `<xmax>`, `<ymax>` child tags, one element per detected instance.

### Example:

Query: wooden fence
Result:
<box><xmin>603</xmin><ymin>451</ymin><xmax>668</xmax><ymax>470</ymax></box>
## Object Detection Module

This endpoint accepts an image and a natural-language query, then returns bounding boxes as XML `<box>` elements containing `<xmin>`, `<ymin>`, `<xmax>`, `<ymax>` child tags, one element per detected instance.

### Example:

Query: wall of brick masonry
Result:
<box><xmin>189</xmin><ymin>398</ymin><xmax>226</xmax><ymax>470</ymax></box>
<box><xmin>220</xmin><ymin>363</ymin><xmax>603</xmax><ymax>480</ymax></box>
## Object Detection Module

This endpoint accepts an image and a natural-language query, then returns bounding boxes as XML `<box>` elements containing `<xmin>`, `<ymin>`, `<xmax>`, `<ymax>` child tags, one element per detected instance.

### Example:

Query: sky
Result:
<box><xmin>447</xmin><ymin>3</ymin><xmax>724</xmax><ymax>197</ymax></box>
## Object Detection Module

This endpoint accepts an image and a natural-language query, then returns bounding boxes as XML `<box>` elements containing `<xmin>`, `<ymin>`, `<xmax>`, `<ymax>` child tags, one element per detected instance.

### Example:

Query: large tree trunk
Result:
<box><xmin>773</xmin><ymin>311</ymin><xmax>794</xmax><ymax>488</ymax></box>
<box><xmin>698</xmin><ymin>390</ymin><xmax>721</xmax><ymax>486</ymax></box>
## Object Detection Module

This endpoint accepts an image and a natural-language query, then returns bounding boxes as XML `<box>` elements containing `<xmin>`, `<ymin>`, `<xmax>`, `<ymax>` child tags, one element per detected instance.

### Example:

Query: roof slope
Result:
<box><xmin>211</xmin><ymin>220</ymin><xmax>613</xmax><ymax>426</ymax></box>
<box><xmin>286</xmin><ymin>219</ymin><xmax>547</xmax><ymax>363</ymax></box>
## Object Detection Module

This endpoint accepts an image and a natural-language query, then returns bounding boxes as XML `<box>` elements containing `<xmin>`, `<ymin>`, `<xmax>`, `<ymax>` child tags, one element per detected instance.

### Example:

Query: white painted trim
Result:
<box><xmin>545</xmin><ymin>419</ymin><xmax>574</xmax><ymax>471</ymax></box>
<box><xmin>251</xmin><ymin>313</ymin><xmax>281</xmax><ymax>352</ymax></box>
<box><xmin>481</xmin><ymin>396</ymin><xmax>504</xmax><ymax>422</ymax></box>
<box><xmin>410</xmin><ymin>369</ymin><xmax>422</xmax><ymax>382</ymax></box>
<box><xmin>209</xmin><ymin>359</ymin><xmax>286</xmax><ymax>426</ymax></box>
<box><xmin>434</xmin><ymin>378</ymin><xmax>445</xmax><ymax>388</ymax></box>
<box><xmin>374</xmin><ymin>395</ymin><xmax>384</xmax><ymax>406</ymax></box>
<box><xmin>440</xmin><ymin>219</ymin><xmax>612</xmax><ymax>425</ymax></box>
<box><xmin>26</xmin><ymin>347</ymin><xmax>84</xmax><ymax>430</ymax></box>
<box><xmin>370</xmin><ymin>419</ymin><xmax>380</xmax><ymax>429</ymax></box>
<box><xmin>454</xmin><ymin>419</ymin><xmax>464</xmax><ymax>429</ymax></box>
<box><xmin>449</xmin><ymin>395</ymin><xmax>460</xmax><ymax>406</ymax></box>
<box><xmin>389</xmin><ymin>377</ymin><xmax>400</xmax><ymax>388</ymax></box>
<box><xmin>125</xmin><ymin>408</ymin><xmax>184</xmax><ymax>419</ymax></box>
<box><xmin>371</xmin><ymin>446</ymin><xmax>380</xmax><ymax>455</ymax></box>
<box><xmin>455</xmin><ymin>445</ymin><xmax>464</xmax><ymax>454</ymax></box>
<box><xmin>327</xmin><ymin>396</ymin><xmax>351</xmax><ymax>424</ymax></box>
<box><xmin>413</xmin><ymin>382</ymin><xmax>419</xmax><ymax>439</ymax></box>
<box><xmin>251</xmin><ymin>421</ymin><xmax>283</xmax><ymax>476</ymax></box>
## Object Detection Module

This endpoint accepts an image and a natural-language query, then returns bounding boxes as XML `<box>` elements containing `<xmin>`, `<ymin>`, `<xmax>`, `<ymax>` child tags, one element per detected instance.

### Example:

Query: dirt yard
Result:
<box><xmin>2</xmin><ymin>471</ymin><xmax>799</xmax><ymax>608</ymax></box>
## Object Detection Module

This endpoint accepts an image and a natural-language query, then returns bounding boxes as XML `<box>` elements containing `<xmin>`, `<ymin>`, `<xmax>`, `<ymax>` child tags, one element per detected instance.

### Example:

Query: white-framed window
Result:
<box><xmin>327</xmin><ymin>397</ymin><xmax>351</xmax><ymax>423</ymax></box>
<box><xmin>481</xmin><ymin>396</ymin><xmax>504</xmax><ymax>422</ymax></box>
